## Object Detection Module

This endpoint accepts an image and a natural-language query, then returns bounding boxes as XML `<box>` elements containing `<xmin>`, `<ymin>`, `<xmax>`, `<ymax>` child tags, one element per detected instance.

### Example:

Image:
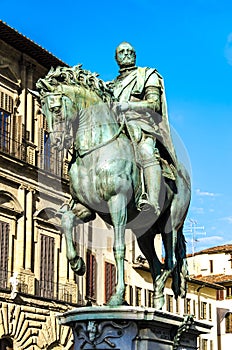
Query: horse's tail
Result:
<box><xmin>172</xmin><ymin>227</ymin><xmax>188</xmax><ymax>299</ymax></box>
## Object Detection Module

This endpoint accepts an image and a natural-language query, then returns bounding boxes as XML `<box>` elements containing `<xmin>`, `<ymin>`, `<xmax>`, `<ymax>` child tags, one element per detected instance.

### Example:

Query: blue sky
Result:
<box><xmin>1</xmin><ymin>0</ymin><xmax>232</xmax><ymax>253</ymax></box>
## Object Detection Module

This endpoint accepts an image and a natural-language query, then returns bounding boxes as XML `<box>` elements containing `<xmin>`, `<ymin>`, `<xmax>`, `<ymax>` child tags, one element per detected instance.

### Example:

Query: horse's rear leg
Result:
<box><xmin>137</xmin><ymin>231</ymin><xmax>168</xmax><ymax>309</ymax></box>
<box><xmin>162</xmin><ymin>218</ymin><xmax>188</xmax><ymax>299</ymax></box>
<box><xmin>137</xmin><ymin>232</ymin><xmax>162</xmax><ymax>280</ymax></box>
<box><xmin>108</xmin><ymin>193</ymin><xmax>127</xmax><ymax>306</ymax></box>
<box><xmin>172</xmin><ymin>227</ymin><xmax>188</xmax><ymax>299</ymax></box>
<box><xmin>61</xmin><ymin>209</ymin><xmax>85</xmax><ymax>276</ymax></box>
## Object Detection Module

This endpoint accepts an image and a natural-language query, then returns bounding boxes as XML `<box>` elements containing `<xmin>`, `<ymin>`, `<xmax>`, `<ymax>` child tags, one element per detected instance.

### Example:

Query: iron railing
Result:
<box><xmin>0</xmin><ymin>133</ymin><xmax>27</xmax><ymax>162</ymax></box>
<box><xmin>0</xmin><ymin>269</ymin><xmax>82</xmax><ymax>304</ymax></box>
<box><xmin>0</xmin><ymin>133</ymin><xmax>69</xmax><ymax>179</ymax></box>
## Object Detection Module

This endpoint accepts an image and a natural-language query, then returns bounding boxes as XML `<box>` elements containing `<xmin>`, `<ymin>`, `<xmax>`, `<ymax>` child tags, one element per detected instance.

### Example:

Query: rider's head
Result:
<box><xmin>115</xmin><ymin>42</ymin><xmax>136</xmax><ymax>69</ymax></box>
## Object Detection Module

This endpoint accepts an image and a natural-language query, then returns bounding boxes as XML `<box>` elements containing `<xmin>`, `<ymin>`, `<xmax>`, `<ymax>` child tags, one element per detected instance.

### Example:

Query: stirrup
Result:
<box><xmin>137</xmin><ymin>194</ymin><xmax>160</xmax><ymax>216</ymax></box>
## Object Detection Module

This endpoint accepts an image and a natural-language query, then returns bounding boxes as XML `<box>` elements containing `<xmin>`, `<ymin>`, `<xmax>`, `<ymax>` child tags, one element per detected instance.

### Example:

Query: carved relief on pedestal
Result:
<box><xmin>73</xmin><ymin>320</ymin><xmax>137</xmax><ymax>349</ymax></box>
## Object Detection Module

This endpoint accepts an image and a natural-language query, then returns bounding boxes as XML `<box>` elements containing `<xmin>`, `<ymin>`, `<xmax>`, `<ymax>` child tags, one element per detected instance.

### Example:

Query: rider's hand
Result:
<box><xmin>116</xmin><ymin>102</ymin><xmax>130</xmax><ymax>114</ymax></box>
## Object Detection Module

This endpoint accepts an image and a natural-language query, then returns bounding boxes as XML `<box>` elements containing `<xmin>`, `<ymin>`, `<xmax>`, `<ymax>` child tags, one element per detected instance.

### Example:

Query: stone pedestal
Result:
<box><xmin>57</xmin><ymin>306</ymin><xmax>211</xmax><ymax>349</ymax></box>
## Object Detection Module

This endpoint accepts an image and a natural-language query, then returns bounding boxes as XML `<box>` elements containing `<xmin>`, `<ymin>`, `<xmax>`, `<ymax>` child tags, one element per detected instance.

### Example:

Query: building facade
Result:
<box><xmin>1</xmin><ymin>20</ymin><xmax>230</xmax><ymax>350</ymax></box>
<box><xmin>188</xmin><ymin>245</ymin><xmax>232</xmax><ymax>350</ymax></box>
<box><xmin>0</xmin><ymin>20</ymin><xmax>75</xmax><ymax>349</ymax></box>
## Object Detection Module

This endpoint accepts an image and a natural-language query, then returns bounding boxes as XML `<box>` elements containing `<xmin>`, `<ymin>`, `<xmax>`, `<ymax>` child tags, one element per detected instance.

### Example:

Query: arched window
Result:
<box><xmin>0</xmin><ymin>337</ymin><xmax>13</xmax><ymax>350</ymax></box>
<box><xmin>225</xmin><ymin>312</ymin><xmax>232</xmax><ymax>333</ymax></box>
<box><xmin>0</xmin><ymin>191</ymin><xmax>23</xmax><ymax>290</ymax></box>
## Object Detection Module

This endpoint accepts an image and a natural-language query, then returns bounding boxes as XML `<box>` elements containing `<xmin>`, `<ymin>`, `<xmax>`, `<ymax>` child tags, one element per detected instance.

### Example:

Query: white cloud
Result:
<box><xmin>196</xmin><ymin>236</ymin><xmax>223</xmax><ymax>243</ymax></box>
<box><xmin>221</xmin><ymin>216</ymin><xmax>232</xmax><ymax>224</ymax></box>
<box><xmin>191</xmin><ymin>206</ymin><xmax>204</xmax><ymax>214</ymax></box>
<box><xmin>196</xmin><ymin>189</ymin><xmax>219</xmax><ymax>197</ymax></box>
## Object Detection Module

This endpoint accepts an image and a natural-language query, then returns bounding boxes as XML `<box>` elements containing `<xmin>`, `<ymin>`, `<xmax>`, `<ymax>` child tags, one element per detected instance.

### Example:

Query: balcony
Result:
<box><xmin>35</xmin><ymin>279</ymin><xmax>78</xmax><ymax>303</ymax></box>
<box><xmin>38</xmin><ymin>153</ymin><xmax>69</xmax><ymax>180</ymax></box>
<box><xmin>0</xmin><ymin>269</ymin><xmax>81</xmax><ymax>304</ymax></box>
<box><xmin>0</xmin><ymin>132</ymin><xmax>69</xmax><ymax>179</ymax></box>
<box><xmin>0</xmin><ymin>132</ymin><xmax>28</xmax><ymax>162</ymax></box>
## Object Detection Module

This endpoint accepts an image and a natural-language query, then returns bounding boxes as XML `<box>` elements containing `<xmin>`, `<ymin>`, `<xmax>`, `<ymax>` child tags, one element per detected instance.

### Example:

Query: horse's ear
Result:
<box><xmin>28</xmin><ymin>88</ymin><xmax>40</xmax><ymax>100</ymax></box>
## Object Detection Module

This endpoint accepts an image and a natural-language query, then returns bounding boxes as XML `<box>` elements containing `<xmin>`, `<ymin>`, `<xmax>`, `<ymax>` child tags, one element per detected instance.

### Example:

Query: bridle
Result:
<box><xmin>42</xmin><ymin>90</ymin><xmax>73</xmax><ymax>150</ymax></box>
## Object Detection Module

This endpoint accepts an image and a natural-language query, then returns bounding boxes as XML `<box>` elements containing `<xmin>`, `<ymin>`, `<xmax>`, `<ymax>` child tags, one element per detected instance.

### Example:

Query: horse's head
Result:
<box><xmin>36</xmin><ymin>73</ymin><xmax>77</xmax><ymax>151</ymax></box>
<box><xmin>36</xmin><ymin>65</ymin><xmax>114</xmax><ymax>151</ymax></box>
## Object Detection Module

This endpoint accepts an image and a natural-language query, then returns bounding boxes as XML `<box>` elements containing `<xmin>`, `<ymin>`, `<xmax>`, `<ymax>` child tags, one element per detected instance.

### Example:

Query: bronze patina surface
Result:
<box><xmin>35</xmin><ymin>45</ymin><xmax>191</xmax><ymax>309</ymax></box>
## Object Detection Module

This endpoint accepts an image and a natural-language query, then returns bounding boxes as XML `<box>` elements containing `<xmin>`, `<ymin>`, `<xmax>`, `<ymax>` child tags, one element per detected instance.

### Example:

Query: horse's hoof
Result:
<box><xmin>73</xmin><ymin>204</ymin><xmax>96</xmax><ymax>223</ymax></box>
<box><xmin>70</xmin><ymin>256</ymin><xmax>86</xmax><ymax>276</ymax></box>
<box><xmin>107</xmin><ymin>294</ymin><xmax>124</xmax><ymax>306</ymax></box>
<box><xmin>153</xmin><ymin>295</ymin><xmax>165</xmax><ymax>310</ymax></box>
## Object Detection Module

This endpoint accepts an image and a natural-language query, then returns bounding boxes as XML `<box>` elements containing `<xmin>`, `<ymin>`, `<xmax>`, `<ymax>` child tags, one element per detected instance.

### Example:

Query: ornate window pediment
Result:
<box><xmin>34</xmin><ymin>207</ymin><xmax>61</xmax><ymax>229</ymax></box>
<box><xmin>0</xmin><ymin>190</ymin><xmax>23</xmax><ymax>218</ymax></box>
<box><xmin>0</xmin><ymin>65</ymin><xmax>21</xmax><ymax>89</ymax></box>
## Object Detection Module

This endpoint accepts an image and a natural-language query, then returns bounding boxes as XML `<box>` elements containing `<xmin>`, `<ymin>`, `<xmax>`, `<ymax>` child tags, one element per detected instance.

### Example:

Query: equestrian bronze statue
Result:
<box><xmin>34</xmin><ymin>62</ymin><xmax>191</xmax><ymax>309</ymax></box>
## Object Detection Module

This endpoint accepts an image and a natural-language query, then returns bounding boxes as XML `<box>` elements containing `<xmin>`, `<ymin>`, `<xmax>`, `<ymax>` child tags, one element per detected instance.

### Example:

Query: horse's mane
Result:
<box><xmin>36</xmin><ymin>65</ymin><xmax>114</xmax><ymax>103</ymax></box>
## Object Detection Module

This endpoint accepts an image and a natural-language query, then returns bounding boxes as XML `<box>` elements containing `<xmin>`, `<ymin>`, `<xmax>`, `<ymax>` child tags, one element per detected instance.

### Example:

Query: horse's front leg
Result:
<box><xmin>107</xmin><ymin>193</ymin><xmax>127</xmax><ymax>306</ymax></box>
<box><xmin>61</xmin><ymin>209</ymin><xmax>85</xmax><ymax>276</ymax></box>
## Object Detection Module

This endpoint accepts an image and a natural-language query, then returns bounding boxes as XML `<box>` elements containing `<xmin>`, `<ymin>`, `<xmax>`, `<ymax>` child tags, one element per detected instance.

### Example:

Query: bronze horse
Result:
<box><xmin>35</xmin><ymin>65</ymin><xmax>191</xmax><ymax>309</ymax></box>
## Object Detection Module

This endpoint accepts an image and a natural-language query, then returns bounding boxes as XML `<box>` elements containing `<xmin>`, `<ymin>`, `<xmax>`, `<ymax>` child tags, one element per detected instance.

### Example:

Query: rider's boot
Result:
<box><xmin>138</xmin><ymin>160</ymin><xmax>161</xmax><ymax>217</ymax></box>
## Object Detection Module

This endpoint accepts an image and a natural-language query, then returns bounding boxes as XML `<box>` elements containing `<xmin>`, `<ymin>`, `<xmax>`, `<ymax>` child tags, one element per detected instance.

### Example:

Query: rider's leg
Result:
<box><xmin>137</xmin><ymin>136</ymin><xmax>162</xmax><ymax>216</ymax></box>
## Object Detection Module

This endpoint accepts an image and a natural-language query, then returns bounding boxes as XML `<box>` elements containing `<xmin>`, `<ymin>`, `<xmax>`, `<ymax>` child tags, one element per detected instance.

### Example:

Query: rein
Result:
<box><xmin>76</xmin><ymin>114</ymin><xmax>126</xmax><ymax>157</ymax></box>
<box><xmin>44</xmin><ymin>90</ymin><xmax>126</xmax><ymax>157</ymax></box>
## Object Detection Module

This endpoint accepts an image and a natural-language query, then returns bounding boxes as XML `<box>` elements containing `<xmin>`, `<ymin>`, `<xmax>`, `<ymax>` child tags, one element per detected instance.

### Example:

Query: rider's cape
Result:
<box><xmin>113</xmin><ymin>67</ymin><xmax>178</xmax><ymax>167</ymax></box>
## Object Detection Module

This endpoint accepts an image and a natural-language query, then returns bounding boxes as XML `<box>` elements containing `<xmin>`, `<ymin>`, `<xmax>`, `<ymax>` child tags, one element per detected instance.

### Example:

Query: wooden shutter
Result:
<box><xmin>86</xmin><ymin>251</ymin><xmax>96</xmax><ymax>300</ymax></box>
<box><xmin>0</xmin><ymin>91</ymin><xmax>13</xmax><ymax>113</ymax></box>
<box><xmin>216</xmin><ymin>289</ymin><xmax>224</xmax><ymax>301</ymax></box>
<box><xmin>105</xmin><ymin>261</ymin><xmax>116</xmax><ymax>303</ymax></box>
<box><xmin>0</xmin><ymin>221</ymin><xmax>9</xmax><ymax>288</ymax></box>
<box><xmin>40</xmin><ymin>234</ymin><xmax>55</xmax><ymax>298</ymax></box>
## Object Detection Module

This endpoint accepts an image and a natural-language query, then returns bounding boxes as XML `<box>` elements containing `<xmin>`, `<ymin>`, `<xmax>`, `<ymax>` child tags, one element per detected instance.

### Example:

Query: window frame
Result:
<box><xmin>105</xmin><ymin>261</ymin><xmax>116</xmax><ymax>304</ymax></box>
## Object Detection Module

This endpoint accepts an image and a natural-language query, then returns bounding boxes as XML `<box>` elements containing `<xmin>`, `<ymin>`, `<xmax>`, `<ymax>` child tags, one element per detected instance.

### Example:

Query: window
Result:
<box><xmin>201</xmin><ymin>338</ymin><xmax>208</xmax><ymax>350</ymax></box>
<box><xmin>135</xmin><ymin>286</ymin><xmax>142</xmax><ymax>306</ymax></box>
<box><xmin>0</xmin><ymin>337</ymin><xmax>13</xmax><ymax>350</ymax></box>
<box><xmin>193</xmin><ymin>299</ymin><xmax>196</xmax><ymax>316</ymax></box>
<box><xmin>0</xmin><ymin>221</ymin><xmax>9</xmax><ymax>289</ymax></box>
<box><xmin>209</xmin><ymin>260</ymin><xmax>213</xmax><ymax>273</ymax></box>
<box><xmin>200</xmin><ymin>302</ymin><xmax>207</xmax><ymax>319</ymax></box>
<box><xmin>86</xmin><ymin>252</ymin><xmax>97</xmax><ymax>300</ymax></box>
<box><xmin>43</xmin><ymin>130</ymin><xmax>51</xmax><ymax>171</ymax></box>
<box><xmin>129</xmin><ymin>285</ymin><xmax>133</xmax><ymax>306</ymax></box>
<box><xmin>184</xmin><ymin>298</ymin><xmax>191</xmax><ymax>314</ymax></box>
<box><xmin>105</xmin><ymin>261</ymin><xmax>116</xmax><ymax>303</ymax></box>
<box><xmin>0</xmin><ymin>110</ymin><xmax>10</xmax><ymax>153</ymax></box>
<box><xmin>166</xmin><ymin>294</ymin><xmax>173</xmax><ymax>312</ymax></box>
<box><xmin>208</xmin><ymin>303</ymin><xmax>212</xmax><ymax>320</ymax></box>
<box><xmin>217</xmin><ymin>289</ymin><xmax>224</xmax><ymax>300</ymax></box>
<box><xmin>176</xmin><ymin>297</ymin><xmax>180</xmax><ymax>314</ymax></box>
<box><xmin>226</xmin><ymin>286</ymin><xmax>232</xmax><ymax>298</ymax></box>
<box><xmin>147</xmin><ymin>290</ymin><xmax>153</xmax><ymax>308</ymax></box>
<box><xmin>0</xmin><ymin>91</ymin><xmax>13</xmax><ymax>113</ymax></box>
<box><xmin>225</xmin><ymin>313</ymin><xmax>232</xmax><ymax>333</ymax></box>
<box><xmin>38</xmin><ymin>234</ymin><xmax>55</xmax><ymax>298</ymax></box>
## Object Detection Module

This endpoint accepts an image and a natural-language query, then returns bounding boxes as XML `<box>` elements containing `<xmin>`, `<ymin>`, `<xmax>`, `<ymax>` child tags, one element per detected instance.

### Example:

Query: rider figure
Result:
<box><xmin>61</xmin><ymin>42</ymin><xmax>176</xmax><ymax>221</ymax></box>
<box><xmin>110</xmin><ymin>42</ymin><xmax>176</xmax><ymax>216</ymax></box>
